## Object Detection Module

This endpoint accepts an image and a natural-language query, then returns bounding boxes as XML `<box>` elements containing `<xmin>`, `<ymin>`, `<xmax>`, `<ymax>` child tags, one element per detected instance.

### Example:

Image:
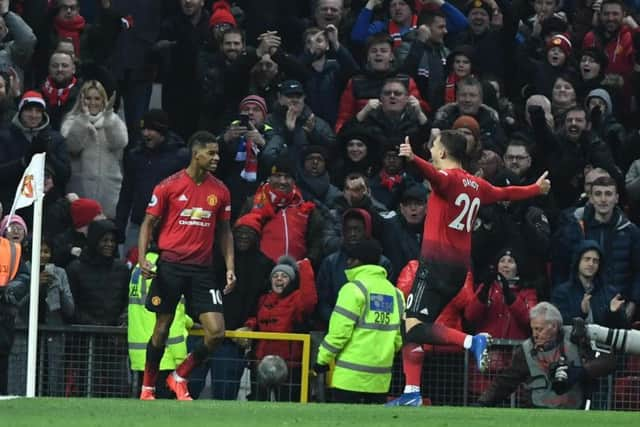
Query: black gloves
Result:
<box><xmin>312</xmin><ymin>362</ymin><xmax>329</xmax><ymax>375</ymax></box>
<box><xmin>497</xmin><ymin>273</ymin><xmax>516</xmax><ymax>306</ymax></box>
<box><xmin>525</xmin><ymin>206</ymin><xmax>550</xmax><ymax>236</ymax></box>
<box><xmin>549</xmin><ymin>357</ymin><xmax>585</xmax><ymax>395</ymax></box>
<box><xmin>570</xmin><ymin>317</ymin><xmax>589</xmax><ymax>346</ymax></box>
<box><xmin>24</xmin><ymin>132</ymin><xmax>51</xmax><ymax>163</ymax></box>
<box><xmin>477</xmin><ymin>282</ymin><xmax>491</xmax><ymax>304</ymax></box>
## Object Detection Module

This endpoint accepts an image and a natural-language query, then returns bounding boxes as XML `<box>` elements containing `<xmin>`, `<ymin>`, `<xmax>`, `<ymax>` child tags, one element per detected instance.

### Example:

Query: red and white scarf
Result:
<box><xmin>234</xmin><ymin>137</ymin><xmax>259</xmax><ymax>182</ymax></box>
<box><xmin>53</xmin><ymin>15</ymin><xmax>86</xmax><ymax>55</ymax></box>
<box><xmin>379</xmin><ymin>170</ymin><xmax>403</xmax><ymax>191</ymax></box>
<box><xmin>41</xmin><ymin>76</ymin><xmax>78</xmax><ymax>107</ymax></box>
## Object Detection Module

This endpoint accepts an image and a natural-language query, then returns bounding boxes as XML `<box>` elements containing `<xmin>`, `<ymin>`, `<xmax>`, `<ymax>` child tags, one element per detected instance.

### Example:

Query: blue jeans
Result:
<box><xmin>186</xmin><ymin>337</ymin><xmax>245</xmax><ymax>400</ymax></box>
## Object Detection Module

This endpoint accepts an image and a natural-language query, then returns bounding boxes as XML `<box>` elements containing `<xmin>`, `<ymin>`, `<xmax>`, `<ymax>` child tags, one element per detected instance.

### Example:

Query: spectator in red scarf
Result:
<box><xmin>241</xmin><ymin>155</ymin><xmax>327</xmax><ymax>267</ymax></box>
<box><xmin>40</xmin><ymin>50</ymin><xmax>80</xmax><ymax>130</ymax></box>
<box><xmin>444</xmin><ymin>45</ymin><xmax>475</xmax><ymax>104</ymax></box>
<box><xmin>53</xmin><ymin>0</ymin><xmax>85</xmax><ymax>56</ymax></box>
<box><xmin>370</xmin><ymin>141</ymin><xmax>418</xmax><ymax>210</ymax></box>
<box><xmin>30</xmin><ymin>0</ymin><xmax>128</xmax><ymax>90</ymax></box>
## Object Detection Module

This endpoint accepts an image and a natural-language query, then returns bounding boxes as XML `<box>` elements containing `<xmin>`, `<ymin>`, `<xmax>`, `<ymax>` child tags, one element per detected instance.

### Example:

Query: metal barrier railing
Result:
<box><xmin>6</xmin><ymin>325</ymin><xmax>640</xmax><ymax>409</ymax></box>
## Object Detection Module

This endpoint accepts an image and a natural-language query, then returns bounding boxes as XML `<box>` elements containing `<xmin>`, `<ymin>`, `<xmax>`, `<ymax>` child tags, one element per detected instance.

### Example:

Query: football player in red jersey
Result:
<box><xmin>137</xmin><ymin>131</ymin><xmax>236</xmax><ymax>401</ymax></box>
<box><xmin>386</xmin><ymin>130</ymin><xmax>550</xmax><ymax>406</ymax></box>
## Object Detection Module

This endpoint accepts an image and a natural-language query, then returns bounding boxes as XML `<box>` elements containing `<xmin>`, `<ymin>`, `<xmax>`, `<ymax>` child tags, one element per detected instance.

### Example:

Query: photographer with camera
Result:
<box><xmin>477</xmin><ymin>302</ymin><xmax>616</xmax><ymax>409</ymax></box>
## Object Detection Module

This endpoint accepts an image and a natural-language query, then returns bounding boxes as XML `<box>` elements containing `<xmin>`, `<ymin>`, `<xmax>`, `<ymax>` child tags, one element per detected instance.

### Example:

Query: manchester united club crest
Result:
<box><xmin>21</xmin><ymin>174</ymin><xmax>34</xmax><ymax>199</ymax></box>
<box><xmin>207</xmin><ymin>194</ymin><xmax>218</xmax><ymax>207</ymax></box>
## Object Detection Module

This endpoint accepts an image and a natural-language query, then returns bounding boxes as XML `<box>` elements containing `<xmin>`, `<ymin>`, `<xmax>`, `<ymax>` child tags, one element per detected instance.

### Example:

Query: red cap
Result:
<box><xmin>452</xmin><ymin>115</ymin><xmax>481</xmax><ymax>140</ymax></box>
<box><xmin>234</xmin><ymin>213</ymin><xmax>262</xmax><ymax>234</ymax></box>
<box><xmin>209</xmin><ymin>1</ymin><xmax>236</xmax><ymax>28</ymax></box>
<box><xmin>546</xmin><ymin>34</ymin><xmax>572</xmax><ymax>56</ymax></box>
<box><xmin>19</xmin><ymin>90</ymin><xmax>46</xmax><ymax>111</ymax></box>
<box><xmin>70</xmin><ymin>198</ymin><xmax>103</xmax><ymax>229</ymax></box>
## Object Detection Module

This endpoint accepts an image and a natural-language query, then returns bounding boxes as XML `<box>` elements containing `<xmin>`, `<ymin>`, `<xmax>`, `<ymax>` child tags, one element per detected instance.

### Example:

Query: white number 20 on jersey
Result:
<box><xmin>448</xmin><ymin>193</ymin><xmax>480</xmax><ymax>232</ymax></box>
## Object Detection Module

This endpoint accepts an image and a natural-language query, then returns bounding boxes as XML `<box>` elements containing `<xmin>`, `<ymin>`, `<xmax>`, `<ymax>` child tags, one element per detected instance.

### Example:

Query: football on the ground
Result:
<box><xmin>257</xmin><ymin>355</ymin><xmax>288</xmax><ymax>386</ymax></box>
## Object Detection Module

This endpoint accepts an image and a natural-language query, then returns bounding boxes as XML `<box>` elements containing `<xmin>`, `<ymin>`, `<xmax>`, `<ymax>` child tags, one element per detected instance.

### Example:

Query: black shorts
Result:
<box><xmin>146</xmin><ymin>260</ymin><xmax>223</xmax><ymax>320</ymax></box>
<box><xmin>405</xmin><ymin>259</ymin><xmax>467</xmax><ymax>323</ymax></box>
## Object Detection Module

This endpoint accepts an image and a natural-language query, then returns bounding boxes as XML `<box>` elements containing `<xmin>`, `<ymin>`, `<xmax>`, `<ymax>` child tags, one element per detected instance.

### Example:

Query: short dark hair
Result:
<box><xmin>188</xmin><ymin>131</ymin><xmax>217</xmax><ymax>153</ymax></box>
<box><xmin>381</xmin><ymin>78</ymin><xmax>409</xmax><ymax>93</ymax></box>
<box><xmin>221</xmin><ymin>28</ymin><xmax>245</xmax><ymax>44</ymax></box>
<box><xmin>601</xmin><ymin>0</ymin><xmax>625</xmax><ymax>11</ymax></box>
<box><xmin>303</xmin><ymin>26</ymin><xmax>324</xmax><ymax>43</ymax></box>
<box><xmin>565</xmin><ymin>106</ymin><xmax>587</xmax><ymax>120</ymax></box>
<box><xmin>418</xmin><ymin>9</ymin><xmax>446</xmax><ymax>26</ymax></box>
<box><xmin>365</xmin><ymin>33</ymin><xmax>392</xmax><ymax>53</ymax></box>
<box><xmin>344</xmin><ymin>172</ymin><xmax>369</xmax><ymax>188</ymax></box>
<box><xmin>506</xmin><ymin>138</ymin><xmax>532</xmax><ymax>155</ymax></box>
<box><xmin>439</xmin><ymin>130</ymin><xmax>469</xmax><ymax>163</ymax></box>
<box><xmin>591</xmin><ymin>175</ymin><xmax>617</xmax><ymax>190</ymax></box>
<box><xmin>457</xmin><ymin>75</ymin><xmax>483</xmax><ymax>96</ymax></box>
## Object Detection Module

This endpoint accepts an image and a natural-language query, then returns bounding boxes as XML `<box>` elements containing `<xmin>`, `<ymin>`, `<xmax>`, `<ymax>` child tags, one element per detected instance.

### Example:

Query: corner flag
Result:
<box><xmin>9</xmin><ymin>153</ymin><xmax>46</xmax><ymax>215</ymax></box>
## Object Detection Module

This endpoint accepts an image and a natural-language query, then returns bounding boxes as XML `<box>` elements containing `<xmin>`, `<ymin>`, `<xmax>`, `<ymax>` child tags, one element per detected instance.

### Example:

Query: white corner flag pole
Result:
<box><xmin>8</xmin><ymin>153</ymin><xmax>46</xmax><ymax>397</ymax></box>
<box><xmin>25</xmin><ymin>183</ymin><xmax>44</xmax><ymax>397</ymax></box>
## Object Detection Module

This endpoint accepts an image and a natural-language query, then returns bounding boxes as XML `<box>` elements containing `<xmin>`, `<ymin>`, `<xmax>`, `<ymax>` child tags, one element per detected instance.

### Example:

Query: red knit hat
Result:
<box><xmin>70</xmin><ymin>198</ymin><xmax>103</xmax><ymax>229</ymax></box>
<box><xmin>546</xmin><ymin>34</ymin><xmax>572</xmax><ymax>56</ymax></box>
<box><xmin>239</xmin><ymin>95</ymin><xmax>268</xmax><ymax>117</ymax></box>
<box><xmin>234</xmin><ymin>213</ymin><xmax>262</xmax><ymax>234</ymax></box>
<box><xmin>452</xmin><ymin>115</ymin><xmax>481</xmax><ymax>140</ymax></box>
<box><xmin>19</xmin><ymin>90</ymin><xmax>46</xmax><ymax>112</ymax></box>
<box><xmin>209</xmin><ymin>1</ymin><xmax>236</xmax><ymax>28</ymax></box>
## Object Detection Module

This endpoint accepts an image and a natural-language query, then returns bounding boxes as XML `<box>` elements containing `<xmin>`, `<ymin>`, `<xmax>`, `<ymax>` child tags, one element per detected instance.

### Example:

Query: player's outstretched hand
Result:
<box><xmin>399</xmin><ymin>136</ymin><xmax>415</xmax><ymax>161</ymax></box>
<box><xmin>536</xmin><ymin>171</ymin><xmax>551</xmax><ymax>195</ymax></box>
<box><xmin>224</xmin><ymin>270</ymin><xmax>237</xmax><ymax>295</ymax></box>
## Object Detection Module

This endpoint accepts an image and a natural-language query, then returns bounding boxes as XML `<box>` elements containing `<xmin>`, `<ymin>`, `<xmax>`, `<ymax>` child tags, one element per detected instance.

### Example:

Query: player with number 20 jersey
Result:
<box><xmin>399</xmin><ymin>131</ymin><xmax>550</xmax><ymax>371</ymax></box>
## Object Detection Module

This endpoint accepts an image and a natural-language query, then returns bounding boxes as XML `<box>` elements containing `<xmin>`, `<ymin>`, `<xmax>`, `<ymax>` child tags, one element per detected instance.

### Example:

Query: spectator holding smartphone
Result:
<box><xmin>219</xmin><ymin>95</ymin><xmax>274</xmax><ymax>220</ymax></box>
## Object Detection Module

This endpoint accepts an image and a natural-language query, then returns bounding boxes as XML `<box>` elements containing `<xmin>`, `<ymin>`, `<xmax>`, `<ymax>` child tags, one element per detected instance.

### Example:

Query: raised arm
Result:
<box><xmin>399</xmin><ymin>137</ymin><xmax>451</xmax><ymax>193</ymax></box>
<box><xmin>481</xmin><ymin>171</ymin><xmax>550</xmax><ymax>205</ymax></box>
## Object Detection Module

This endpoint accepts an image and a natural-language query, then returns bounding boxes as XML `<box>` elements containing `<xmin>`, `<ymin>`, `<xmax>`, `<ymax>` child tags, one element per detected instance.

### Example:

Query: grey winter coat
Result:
<box><xmin>61</xmin><ymin>94</ymin><xmax>128</xmax><ymax>218</ymax></box>
<box><xmin>0</xmin><ymin>12</ymin><xmax>37</xmax><ymax>84</ymax></box>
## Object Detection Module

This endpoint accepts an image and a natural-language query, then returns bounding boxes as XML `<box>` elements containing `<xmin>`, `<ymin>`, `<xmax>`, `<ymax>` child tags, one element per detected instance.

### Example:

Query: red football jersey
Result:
<box><xmin>147</xmin><ymin>170</ymin><xmax>231</xmax><ymax>266</ymax></box>
<box><xmin>413</xmin><ymin>156</ymin><xmax>540</xmax><ymax>267</ymax></box>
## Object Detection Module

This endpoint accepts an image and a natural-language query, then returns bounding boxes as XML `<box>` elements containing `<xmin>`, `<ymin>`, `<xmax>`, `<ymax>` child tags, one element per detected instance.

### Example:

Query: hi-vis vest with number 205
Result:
<box><xmin>127</xmin><ymin>252</ymin><xmax>190</xmax><ymax>371</ymax></box>
<box><xmin>317</xmin><ymin>264</ymin><xmax>404</xmax><ymax>393</ymax></box>
<box><xmin>0</xmin><ymin>237</ymin><xmax>21</xmax><ymax>286</ymax></box>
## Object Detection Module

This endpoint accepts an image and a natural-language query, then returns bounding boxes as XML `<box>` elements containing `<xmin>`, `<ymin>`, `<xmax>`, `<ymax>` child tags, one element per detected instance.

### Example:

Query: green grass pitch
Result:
<box><xmin>1</xmin><ymin>399</ymin><xmax>638</xmax><ymax>427</ymax></box>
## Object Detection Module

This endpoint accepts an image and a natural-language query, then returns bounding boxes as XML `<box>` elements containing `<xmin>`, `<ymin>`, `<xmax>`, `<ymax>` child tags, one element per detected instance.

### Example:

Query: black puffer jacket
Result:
<box><xmin>65</xmin><ymin>220</ymin><xmax>129</xmax><ymax>326</ymax></box>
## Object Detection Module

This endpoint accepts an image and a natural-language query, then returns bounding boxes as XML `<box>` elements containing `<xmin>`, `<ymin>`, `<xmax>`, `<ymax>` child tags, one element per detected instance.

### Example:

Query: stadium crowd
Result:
<box><xmin>0</xmin><ymin>0</ymin><xmax>640</xmax><ymax>405</ymax></box>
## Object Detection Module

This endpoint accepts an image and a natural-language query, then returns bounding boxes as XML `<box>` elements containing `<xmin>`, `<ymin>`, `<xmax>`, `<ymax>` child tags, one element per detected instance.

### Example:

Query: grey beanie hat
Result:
<box><xmin>586</xmin><ymin>88</ymin><xmax>613</xmax><ymax>114</ymax></box>
<box><xmin>270</xmin><ymin>256</ymin><xmax>297</xmax><ymax>280</ymax></box>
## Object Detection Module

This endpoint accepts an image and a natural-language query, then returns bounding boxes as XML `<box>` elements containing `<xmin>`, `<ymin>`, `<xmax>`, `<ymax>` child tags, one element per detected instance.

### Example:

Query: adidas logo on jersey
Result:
<box><xmin>178</xmin><ymin>194</ymin><xmax>188</xmax><ymax>201</ymax></box>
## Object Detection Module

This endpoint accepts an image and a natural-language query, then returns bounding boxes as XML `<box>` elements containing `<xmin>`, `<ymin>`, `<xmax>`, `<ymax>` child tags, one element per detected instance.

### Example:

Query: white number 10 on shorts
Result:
<box><xmin>209</xmin><ymin>289</ymin><xmax>223</xmax><ymax>305</ymax></box>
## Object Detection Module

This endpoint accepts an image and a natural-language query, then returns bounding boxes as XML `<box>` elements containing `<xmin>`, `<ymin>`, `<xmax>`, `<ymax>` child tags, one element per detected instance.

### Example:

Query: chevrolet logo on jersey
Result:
<box><xmin>180</xmin><ymin>208</ymin><xmax>212</xmax><ymax>219</ymax></box>
<box><xmin>178</xmin><ymin>207</ymin><xmax>213</xmax><ymax>227</ymax></box>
